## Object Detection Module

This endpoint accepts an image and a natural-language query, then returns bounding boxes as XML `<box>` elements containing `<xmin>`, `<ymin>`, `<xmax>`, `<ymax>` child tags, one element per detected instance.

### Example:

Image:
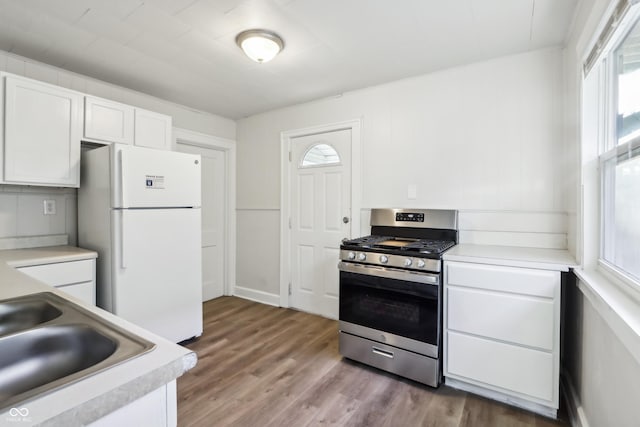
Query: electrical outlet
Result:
<box><xmin>43</xmin><ymin>199</ymin><xmax>56</xmax><ymax>215</ymax></box>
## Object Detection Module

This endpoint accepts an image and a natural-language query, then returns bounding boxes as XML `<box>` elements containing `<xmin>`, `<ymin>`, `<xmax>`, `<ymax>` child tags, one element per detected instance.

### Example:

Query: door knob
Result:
<box><xmin>343</xmin><ymin>216</ymin><xmax>350</xmax><ymax>224</ymax></box>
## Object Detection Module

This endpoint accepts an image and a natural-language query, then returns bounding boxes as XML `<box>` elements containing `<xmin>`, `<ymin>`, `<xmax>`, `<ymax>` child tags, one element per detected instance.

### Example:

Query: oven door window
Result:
<box><xmin>339</xmin><ymin>271</ymin><xmax>439</xmax><ymax>345</ymax></box>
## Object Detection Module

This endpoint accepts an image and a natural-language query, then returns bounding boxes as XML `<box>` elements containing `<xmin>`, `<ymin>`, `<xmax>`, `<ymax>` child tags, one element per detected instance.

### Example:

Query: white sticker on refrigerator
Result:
<box><xmin>145</xmin><ymin>175</ymin><xmax>165</xmax><ymax>189</ymax></box>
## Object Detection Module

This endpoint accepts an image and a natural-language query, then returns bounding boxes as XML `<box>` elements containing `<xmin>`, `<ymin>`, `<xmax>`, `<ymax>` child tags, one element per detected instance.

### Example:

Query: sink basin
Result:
<box><xmin>0</xmin><ymin>292</ymin><xmax>155</xmax><ymax>411</ymax></box>
<box><xmin>0</xmin><ymin>325</ymin><xmax>117</xmax><ymax>399</ymax></box>
<box><xmin>0</xmin><ymin>299</ymin><xmax>62</xmax><ymax>337</ymax></box>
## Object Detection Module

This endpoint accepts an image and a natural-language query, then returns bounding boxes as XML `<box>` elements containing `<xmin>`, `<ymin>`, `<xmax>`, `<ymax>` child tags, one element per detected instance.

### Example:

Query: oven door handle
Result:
<box><xmin>338</xmin><ymin>261</ymin><xmax>439</xmax><ymax>285</ymax></box>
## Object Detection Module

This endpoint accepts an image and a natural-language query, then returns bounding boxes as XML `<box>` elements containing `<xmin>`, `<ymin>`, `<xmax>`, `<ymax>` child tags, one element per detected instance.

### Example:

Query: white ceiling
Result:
<box><xmin>0</xmin><ymin>0</ymin><xmax>579</xmax><ymax>119</ymax></box>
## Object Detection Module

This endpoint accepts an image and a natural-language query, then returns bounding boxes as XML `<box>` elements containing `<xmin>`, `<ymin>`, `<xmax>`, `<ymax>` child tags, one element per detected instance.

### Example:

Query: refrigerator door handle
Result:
<box><xmin>120</xmin><ymin>211</ymin><xmax>127</xmax><ymax>269</ymax></box>
<box><xmin>119</xmin><ymin>150</ymin><xmax>126</xmax><ymax>208</ymax></box>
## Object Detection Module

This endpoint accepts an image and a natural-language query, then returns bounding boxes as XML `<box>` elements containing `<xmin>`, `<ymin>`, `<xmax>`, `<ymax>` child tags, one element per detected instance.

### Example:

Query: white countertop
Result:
<box><xmin>443</xmin><ymin>244</ymin><xmax>577</xmax><ymax>271</ymax></box>
<box><xmin>0</xmin><ymin>246</ymin><xmax>197</xmax><ymax>426</ymax></box>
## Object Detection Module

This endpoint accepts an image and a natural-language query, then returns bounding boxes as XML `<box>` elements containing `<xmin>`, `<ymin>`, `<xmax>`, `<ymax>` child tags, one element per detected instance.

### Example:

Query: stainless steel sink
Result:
<box><xmin>0</xmin><ymin>299</ymin><xmax>62</xmax><ymax>336</ymax></box>
<box><xmin>0</xmin><ymin>292</ymin><xmax>155</xmax><ymax>411</ymax></box>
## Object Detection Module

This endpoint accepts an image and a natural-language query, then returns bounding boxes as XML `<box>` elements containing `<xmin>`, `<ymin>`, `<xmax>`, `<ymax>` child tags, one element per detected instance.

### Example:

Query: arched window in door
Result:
<box><xmin>300</xmin><ymin>143</ymin><xmax>341</xmax><ymax>167</ymax></box>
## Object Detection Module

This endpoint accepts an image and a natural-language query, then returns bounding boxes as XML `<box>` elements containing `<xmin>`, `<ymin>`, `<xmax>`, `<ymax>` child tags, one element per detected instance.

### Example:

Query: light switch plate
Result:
<box><xmin>408</xmin><ymin>184</ymin><xmax>417</xmax><ymax>200</ymax></box>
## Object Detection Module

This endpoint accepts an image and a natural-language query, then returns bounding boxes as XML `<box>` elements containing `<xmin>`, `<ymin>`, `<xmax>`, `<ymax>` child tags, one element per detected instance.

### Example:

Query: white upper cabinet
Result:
<box><xmin>1</xmin><ymin>73</ymin><xmax>82</xmax><ymax>187</ymax></box>
<box><xmin>134</xmin><ymin>108</ymin><xmax>172</xmax><ymax>150</ymax></box>
<box><xmin>0</xmin><ymin>71</ymin><xmax>174</xmax><ymax>189</ymax></box>
<box><xmin>84</xmin><ymin>96</ymin><xmax>134</xmax><ymax>145</ymax></box>
<box><xmin>83</xmin><ymin>97</ymin><xmax>172</xmax><ymax>150</ymax></box>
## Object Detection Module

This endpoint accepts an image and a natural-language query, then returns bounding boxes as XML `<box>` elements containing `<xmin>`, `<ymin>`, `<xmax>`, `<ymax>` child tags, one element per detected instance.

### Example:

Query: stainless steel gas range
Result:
<box><xmin>338</xmin><ymin>208</ymin><xmax>458</xmax><ymax>387</ymax></box>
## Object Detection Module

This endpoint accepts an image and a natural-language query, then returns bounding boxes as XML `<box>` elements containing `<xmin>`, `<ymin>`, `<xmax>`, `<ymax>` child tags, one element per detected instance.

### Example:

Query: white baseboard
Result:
<box><xmin>233</xmin><ymin>286</ymin><xmax>280</xmax><ymax>307</ymax></box>
<box><xmin>561</xmin><ymin>373</ymin><xmax>590</xmax><ymax>427</ymax></box>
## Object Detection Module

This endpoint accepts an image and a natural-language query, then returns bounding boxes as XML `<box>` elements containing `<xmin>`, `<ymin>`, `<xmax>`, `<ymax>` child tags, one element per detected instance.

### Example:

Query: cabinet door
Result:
<box><xmin>134</xmin><ymin>108</ymin><xmax>172</xmax><ymax>150</ymax></box>
<box><xmin>3</xmin><ymin>75</ymin><xmax>82</xmax><ymax>187</ymax></box>
<box><xmin>84</xmin><ymin>96</ymin><xmax>134</xmax><ymax>145</ymax></box>
<box><xmin>58</xmin><ymin>282</ymin><xmax>96</xmax><ymax>305</ymax></box>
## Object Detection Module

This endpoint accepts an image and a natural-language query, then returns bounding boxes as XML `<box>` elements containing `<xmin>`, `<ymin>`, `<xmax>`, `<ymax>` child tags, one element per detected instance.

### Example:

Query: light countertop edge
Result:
<box><xmin>40</xmin><ymin>353</ymin><xmax>197</xmax><ymax>427</ymax></box>
<box><xmin>1</xmin><ymin>245</ymin><xmax>98</xmax><ymax>268</ymax></box>
<box><xmin>0</xmin><ymin>246</ymin><xmax>197</xmax><ymax>425</ymax></box>
<box><xmin>443</xmin><ymin>244</ymin><xmax>577</xmax><ymax>271</ymax></box>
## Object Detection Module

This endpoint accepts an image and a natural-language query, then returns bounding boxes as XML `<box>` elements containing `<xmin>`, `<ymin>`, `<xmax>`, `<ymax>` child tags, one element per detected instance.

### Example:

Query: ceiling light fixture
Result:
<box><xmin>235</xmin><ymin>29</ymin><xmax>284</xmax><ymax>63</ymax></box>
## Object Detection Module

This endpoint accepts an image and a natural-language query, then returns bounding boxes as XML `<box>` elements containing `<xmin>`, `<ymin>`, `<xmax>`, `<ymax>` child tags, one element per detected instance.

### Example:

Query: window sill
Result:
<box><xmin>573</xmin><ymin>267</ymin><xmax>640</xmax><ymax>366</ymax></box>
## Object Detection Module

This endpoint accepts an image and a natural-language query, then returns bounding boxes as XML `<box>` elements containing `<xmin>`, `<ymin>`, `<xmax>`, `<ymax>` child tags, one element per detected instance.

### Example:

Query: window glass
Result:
<box><xmin>615</xmin><ymin>19</ymin><xmax>640</xmax><ymax>146</ymax></box>
<box><xmin>300</xmin><ymin>143</ymin><xmax>340</xmax><ymax>167</ymax></box>
<box><xmin>602</xmin><ymin>152</ymin><xmax>640</xmax><ymax>280</ymax></box>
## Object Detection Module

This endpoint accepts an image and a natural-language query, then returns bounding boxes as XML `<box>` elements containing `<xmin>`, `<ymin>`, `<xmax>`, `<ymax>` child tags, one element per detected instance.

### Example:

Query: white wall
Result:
<box><xmin>564</xmin><ymin>277</ymin><xmax>640</xmax><ymax>427</ymax></box>
<box><xmin>236</xmin><ymin>47</ymin><xmax>568</xmax><ymax>300</ymax></box>
<box><xmin>0</xmin><ymin>185</ymin><xmax>76</xmax><ymax>248</ymax></box>
<box><xmin>0</xmin><ymin>49</ymin><xmax>235</xmax><ymax>248</ymax></box>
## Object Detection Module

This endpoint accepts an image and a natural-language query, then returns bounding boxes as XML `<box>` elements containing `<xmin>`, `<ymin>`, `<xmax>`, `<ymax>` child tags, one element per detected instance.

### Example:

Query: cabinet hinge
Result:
<box><xmin>289</xmin><ymin>151</ymin><xmax>292</xmax><ymax>162</ymax></box>
<box><xmin>288</xmin><ymin>217</ymin><xmax>292</xmax><ymax>229</ymax></box>
<box><xmin>288</xmin><ymin>283</ymin><xmax>292</xmax><ymax>295</ymax></box>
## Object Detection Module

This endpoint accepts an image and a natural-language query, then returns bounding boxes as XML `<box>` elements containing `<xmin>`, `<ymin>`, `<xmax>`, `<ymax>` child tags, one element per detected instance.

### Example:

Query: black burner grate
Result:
<box><xmin>342</xmin><ymin>235</ymin><xmax>455</xmax><ymax>255</ymax></box>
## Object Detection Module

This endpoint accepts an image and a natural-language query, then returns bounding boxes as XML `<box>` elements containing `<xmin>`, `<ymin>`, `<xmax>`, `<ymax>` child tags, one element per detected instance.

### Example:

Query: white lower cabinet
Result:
<box><xmin>89</xmin><ymin>381</ymin><xmax>177</xmax><ymax>427</ymax></box>
<box><xmin>443</xmin><ymin>261</ymin><xmax>561</xmax><ymax>417</ymax></box>
<box><xmin>18</xmin><ymin>258</ymin><xmax>96</xmax><ymax>305</ymax></box>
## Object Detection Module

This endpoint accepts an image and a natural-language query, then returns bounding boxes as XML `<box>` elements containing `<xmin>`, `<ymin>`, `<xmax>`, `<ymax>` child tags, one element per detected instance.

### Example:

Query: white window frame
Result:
<box><xmin>584</xmin><ymin>2</ymin><xmax>640</xmax><ymax>296</ymax></box>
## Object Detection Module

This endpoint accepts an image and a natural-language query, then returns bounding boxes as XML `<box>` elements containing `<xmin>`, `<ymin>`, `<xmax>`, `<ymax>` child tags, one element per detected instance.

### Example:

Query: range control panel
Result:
<box><xmin>395</xmin><ymin>212</ymin><xmax>424</xmax><ymax>222</ymax></box>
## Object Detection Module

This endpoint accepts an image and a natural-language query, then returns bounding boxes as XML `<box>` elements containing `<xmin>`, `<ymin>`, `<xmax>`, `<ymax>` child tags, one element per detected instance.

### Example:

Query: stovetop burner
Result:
<box><xmin>342</xmin><ymin>235</ymin><xmax>456</xmax><ymax>256</ymax></box>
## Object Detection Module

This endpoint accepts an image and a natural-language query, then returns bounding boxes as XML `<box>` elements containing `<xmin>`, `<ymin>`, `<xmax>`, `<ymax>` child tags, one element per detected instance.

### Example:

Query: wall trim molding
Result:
<box><xmin>561</xmin><ymin>371</ymin><xmax>590</xmax><ymax>427</ymax></box>
<box><xmin>234</xmin><ymin>286</ymin><xmax>280</xmax><ymax>307</ymax></box>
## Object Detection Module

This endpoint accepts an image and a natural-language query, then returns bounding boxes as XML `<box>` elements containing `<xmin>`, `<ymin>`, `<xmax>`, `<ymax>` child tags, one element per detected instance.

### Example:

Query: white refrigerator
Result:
<box><xmin>78</xmin><ymin>143</ymin><xmax>203</xmax><ymax>343</ymax></box>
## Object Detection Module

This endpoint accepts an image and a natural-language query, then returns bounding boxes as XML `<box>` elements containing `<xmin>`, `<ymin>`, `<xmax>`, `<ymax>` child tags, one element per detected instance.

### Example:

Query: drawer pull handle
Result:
<box><xmin>372</xmin><ymin>347</ymin><xmax>394</xmax><ymax>359</ymax></box>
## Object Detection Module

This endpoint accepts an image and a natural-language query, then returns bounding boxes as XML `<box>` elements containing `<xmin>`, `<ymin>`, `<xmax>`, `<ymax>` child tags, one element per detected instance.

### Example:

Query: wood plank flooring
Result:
<box><xmin>177</xmin><ymin>297</ymin><xmax>569</xmax><ymax>427</ymax></box>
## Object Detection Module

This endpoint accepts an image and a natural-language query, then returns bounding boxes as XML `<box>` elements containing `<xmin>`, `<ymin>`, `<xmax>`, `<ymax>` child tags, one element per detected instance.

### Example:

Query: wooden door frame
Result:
<box><xmin>174</xmin><ymin>127</ymin><xmax>237</xmax><ymax>297</ymax></box>
<box><xmin>279</xmin><ymin>119</ymin><xmax>362</xmax><ymax>308</ymax></box>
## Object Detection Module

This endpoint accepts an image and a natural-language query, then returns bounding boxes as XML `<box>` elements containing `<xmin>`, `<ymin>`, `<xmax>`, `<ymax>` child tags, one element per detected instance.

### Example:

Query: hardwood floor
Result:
<box><xmin>177</xmin><ymin>297</ymin><xmax>569</xmax><ymax>427</ymax></box>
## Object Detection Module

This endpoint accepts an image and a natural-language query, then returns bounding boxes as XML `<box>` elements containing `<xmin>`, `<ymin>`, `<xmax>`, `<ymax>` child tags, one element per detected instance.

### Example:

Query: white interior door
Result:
<box><xmin>177</xmin><ymin>143</ymin><xmax>226</xmax><ymax>301</ymax></box>
<box><xmin>290</xmin><ymin>129</ymin><xmax>352</xmax><ymax>319</ymax></box>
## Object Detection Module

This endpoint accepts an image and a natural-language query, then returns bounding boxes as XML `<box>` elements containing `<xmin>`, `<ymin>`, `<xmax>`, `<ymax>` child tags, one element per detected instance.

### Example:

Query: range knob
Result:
<box><xmin>379</xmin><ymin>255</ymin><xmax>389</xmax><ymax>264</ymax></box>
<box><xmin>404</xmin><ymin>258</ymin><xmax>413</xmax><ymax>267</ymax></box>
<box><xmin>358</xmin><ymin>253</ymin><xmax>367</xmax><ymax>261</ymax></box>
<box><xmin>417</xmin><ymin>259</ymin><xmax>426</xmax><ymax>268</ymax></box>
<box><xmin>347</xmin><ymin>251</ymin><xmax>356</xmax><ymax>260</ymax></box>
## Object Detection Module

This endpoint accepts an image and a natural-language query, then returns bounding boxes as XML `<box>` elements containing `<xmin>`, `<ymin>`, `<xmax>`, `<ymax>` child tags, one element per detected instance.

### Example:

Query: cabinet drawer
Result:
<box><xmin>446</xmin><ymin>331</ymin><xmax>554</xmax><ymax>401</ymax></box>
<box><xmin>339</xmin><ymin>332</ymin><xmax>438</xmax><ymax>386</ymax></box>
<box><xmin>447</xmin><ymin>287</ymin><xmax>554</xmax><ymax>350</ymax></box>
<box><xmin>446</xmin><ymin>262</ymin><xmax>558</xmax><ymax>297</ymax></box>
<box><xmin>18</xmin><ymin>259</ymin><xmax>94</xmax><ymax>287</ymax></box>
